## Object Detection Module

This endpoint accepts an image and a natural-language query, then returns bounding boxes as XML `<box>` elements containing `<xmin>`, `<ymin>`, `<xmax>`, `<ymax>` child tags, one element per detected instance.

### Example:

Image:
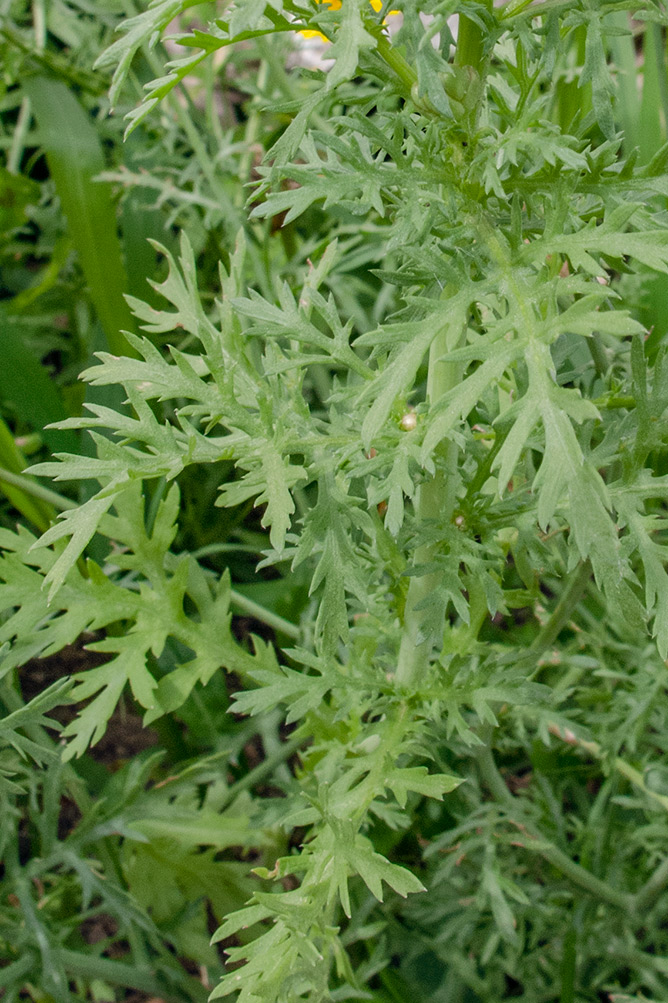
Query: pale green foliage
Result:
<box><xmin>0</xmin><ymin>481</ymin><xmax>278</xmax><ymax>759</ymax></box>
<box><xmin>3</xmin><ymin>0</ymin><xmax>668</xmax><ymax>1000</ymax></box>
<box><xmin>0</xmin><ymin>677</ymin><xmax>71</xmax><ymax>798</ymax></box>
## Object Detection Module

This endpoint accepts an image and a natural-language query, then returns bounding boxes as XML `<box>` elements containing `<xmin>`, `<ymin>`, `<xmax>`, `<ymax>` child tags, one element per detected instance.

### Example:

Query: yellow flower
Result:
<box><xmin>299</xmin><ymin>0</ymin><xmax>398</xmax><ymax>40</ymax></box>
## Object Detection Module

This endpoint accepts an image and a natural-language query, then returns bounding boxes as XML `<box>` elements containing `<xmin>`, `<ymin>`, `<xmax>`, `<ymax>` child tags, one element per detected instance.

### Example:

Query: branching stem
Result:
<box><xmin>476</xmin><ymin>743</ymin><xmax>632</xmax><ymax>911</ymax></box>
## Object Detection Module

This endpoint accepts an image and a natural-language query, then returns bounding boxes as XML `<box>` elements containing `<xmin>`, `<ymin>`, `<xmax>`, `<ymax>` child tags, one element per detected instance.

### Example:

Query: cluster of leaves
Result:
<box><xmin>4</xmin><ymin>1</ymin><xmax>668</xmax><ymax>1002</ymax></box>
<box><xmin>0</xmin><ymin>1</ymin><xmax>320</xmax><ymax>999</ymax></box>
<box><xmin>0</xmin><ymin>679</ymin><xmax>289</xmax><ymax>1003</ymax></box>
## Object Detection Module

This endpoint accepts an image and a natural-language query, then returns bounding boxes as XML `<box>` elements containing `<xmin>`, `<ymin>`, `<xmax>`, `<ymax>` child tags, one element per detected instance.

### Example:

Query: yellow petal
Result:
<box><xmin>298</xmin><ymin>0</ymin><xmax>399</xmax><ymax>41</ymax></box>
<box><xmin>369</xmin><ymin>1</ymin><xmax>400</xmax><ymax>13</ymax></box>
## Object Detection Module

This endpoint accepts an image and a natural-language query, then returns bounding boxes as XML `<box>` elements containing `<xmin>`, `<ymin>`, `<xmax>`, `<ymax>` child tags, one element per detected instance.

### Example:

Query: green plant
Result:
<box><xmin>4</xmin><ymin>1</ymin><xmax>668</xmax><ymax>1001</ymax></box>
<box><xmin>0</xmin><ymin>0</ymin><xmax>282</xmax><ymax>532</ymax></box>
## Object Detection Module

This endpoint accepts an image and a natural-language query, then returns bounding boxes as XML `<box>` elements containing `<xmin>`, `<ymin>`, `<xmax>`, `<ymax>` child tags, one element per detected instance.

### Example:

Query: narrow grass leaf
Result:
<box><xmin>24</xmin><ymin>77</ymin><xmax>137</xmax><ymax>357</ymax></box>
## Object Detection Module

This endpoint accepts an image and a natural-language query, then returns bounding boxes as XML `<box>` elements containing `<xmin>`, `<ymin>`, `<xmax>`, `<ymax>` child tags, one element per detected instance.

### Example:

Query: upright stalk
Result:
<box><xmin>454</xmin><ymin>4</ymin><xmax>492</xmax><ymax>73</ymax></box>
<box><xmin>395</xmin><ymin>328</ymin><xmax>462</xmax><ymax>687</ymax></box>
<box><xmin>394</xmin><ymin>6</ymin><xmax>493</xmax><ymax>689</ymax></box>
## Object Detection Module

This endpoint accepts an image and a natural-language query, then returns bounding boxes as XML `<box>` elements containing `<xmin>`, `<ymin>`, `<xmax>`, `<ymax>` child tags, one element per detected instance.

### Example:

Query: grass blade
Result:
<box><xmin>0</xmin><ymin>415</ymin><xmax>53</xmax><ymax>530</ymax></box>
<box><xmin>0</xmin><ymin>307</ymin><xmax>76</xmax><ymax>454</ymax></box>
<box><xmin>23</xmin><ymin>76</ymin><xmax>137</xmax><ymax>358</ymax></box>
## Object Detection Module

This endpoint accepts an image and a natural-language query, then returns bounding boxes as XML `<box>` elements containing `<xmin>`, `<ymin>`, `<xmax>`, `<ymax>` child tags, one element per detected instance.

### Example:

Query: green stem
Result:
<box><xmin>395</xmin><ymin>10</ymin><xmax>497</xmax><ymax>687</ymax></box>
<box><xmin>374</xmin><ymin>29</ymin><xmax>417</xmax><ymax>95</ymax></box>
<box><xmin>650</xmin><ymin>23</ymin><xmax>668</xmax><ymax>139</ymax></box>
<box><xmin>220</xmin><ymin>733</ymin><xmax>303</xmax><ymax>810</ymax></box>
<box><xmin>6</xmin><ymin>95</ymin><xmax>31</xmax><ymax>173</ymax></box>
<box><xmin>230</xmin><ymin>588</ymin><xmax>300</xmax><ymax>640</ymax></box>
<box><xmin>604</xmin><ymin>942</ymin><xmax>668</xmax><ymax>981</ymax></box>
<box><xmin>476</xmin><ymin>740</ymin><xmax>515</xmax><ymax>803</ymax></box>
<box><xmin>193</xmin><ymin>542</ymin><xmax>262</xmax><ymax>557</ymax></box>
<box><xmin>394</xmin><ymin>0</ymin><xmax>496</xmax><ymax>686</ymax></box>
<box><xmin>454</xmin><ymin>1</ymin><xmax>493</xmax><ymax>72</ymax></box>
<box><xmin>500</xmin><ymin>0</ymin><xmax>574</xmax><ymax>21</ymax></box>
<box><xmin>0</xmin><ymin>953</ymin><xmax>36</xmax><ymax>988</ymax></box>
<box><xmin>32</xmin><ymin>0</ymin><xmax>46</xmax><ymax>52</ymax></box>
<box><xmin>549</xmin><ymin>724</ymin><xmax>668</xmax><ymax>816</ymax></box>
<box><xmin>535</xmin><ymin>840</ymin><xmax>630</xmax><ymax>911</ymax></box>
<box><xmin>54</xmin><ymin>949</ymin><xmax>208</xmax><ymax>1002</ymax></box>
<box><xmin>239</xmin><ymin>57</ymin><xmax>270</xmax><ymax>194</ymax></box>
<box><xmin>587</xmin><ymin>332</ymin><xmax>610</xmax><ymax>379</ymax></box>
<box><xmin>465</xmin><ymin>428</ymin><xmax>507</xmax><ymax>503</ymax></box>
<box><xmin>483</xmin><ymin>725</ymin><xmax>668</xmax><ymax>916</ymax></box>
<box><xmin>633</xmin><ymin>855</ymin><xmax>668</xmax><ymax>913</ymax></box>
<box><xmin>527</xmin><ymin>560</ymin><xmax>591</xmax><ymax>664</ymax></box>
<box><xmin>395</xmin><ymin>324</ymin><xmax>463</xmax><ymax>689</ymax></box>
<box><xmin>476</xmin><ymin>743</ymin><xmax>632</xmax><ymax>911</ymax></box>
<box><xmin>0</xmin><ymin>419</ymin><xmax>56</xmax><ymax>531</ymax></box>
<box><xmin>0</xmin><ymin>466</ymin><xmax>74</xmax><ymax>511</ymax></box>
<box><xmin>498</xmin><ymin>0</ymin><xmax>535</xmax><ymax>16</ymax></box>
<box><xmin>593</xmin><ymin>395</ymin><xmax>636</xmax><ymax>410</ymax></box>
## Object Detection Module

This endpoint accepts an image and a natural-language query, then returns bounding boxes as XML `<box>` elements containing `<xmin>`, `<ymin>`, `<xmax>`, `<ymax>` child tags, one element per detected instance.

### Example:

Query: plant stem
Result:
<box><xmin>527</xmin><ymin>560</ymin><xmax>591</xmax><ymax>664</ymax></box>
<box><xmin>238</xmin><ymin>56</ymin><xmax>269</xmax><ymax>193</ymax></box>
<box><xmin>395</xmin><ymin>323</ymin><xmax>462</xmax><ymax>689</ymax></box>
<box><xmin>593</xmin><ymin>395</ymin><xmax>636</xmax><ymax>410</ymax></box>
<box><xmin>533</xmin><ymin>836</ymin><xmax>630</xmax><ymax>911</ymax></box>
<box><xmin>32</xmin><ymin>0</ymin><xmax>45</xmax><ymax>51</ymax></box>
<box><xmin>55</xmin><ymin>949</ymin><xmax>208</xmax><ymax>1002</ymax></box>
<box><xmin>587</xmin><ymin>331</ymin><xmax>610</xmax><ymax>379</ymax></box>
<box><xmin>454</xmin><ymin>0</ymin><xmax>493</xmax><ymax>72</ymax></box>
<box><xmin>549</xmin><ymin>724</ymin><xmax>668</xmax><ymax>816</ymax></box>
<box><xmin>6</xmin><ymin>96</ymin><xmax>31</xmax><ymax>173</ymax></box>
<box><xmin>633</xmin><ymin>855</ymin><xmax>668</xmax><ymax>913</ymax></box>
<box><xmin>476</xmin><ymin>743</ymin><xmax>632</xmax><ymax>911</ymax></box>
<box><xmin>219</xmin><ymin>732</ymin><xmax>303</xmax><ymax>810</ymax></box>
<box><xmin>373</xmin><ymin>29</ymin><xmax>417</xmax><ymax>95</ymax></box>
<box><xmin>230</xmin><ymin>588</ymin><xmax>300</xmax><ymax>640</ymax></box>
<box><xmin>395</xmin><ymin>10</ymin><xmax>498</xmax><ymax>689</ymax></box>
<box><xmin>650</xmin><ymin>23</ymin><xmax>668</xmax><ymax>140</ymax></box>
<box><xmin>0</xmin><ymin>466</ymin><xmax>74</xmax><ymax>511</ymax></box>
<box><xmin>0</xmin><ymin>417</ymin><xmax>57</xmax><ymax>531</ymax></box>
<box><xmin>465</xmin><ymin>427</ymin><xmax>507</xmax><ymax>503</ymax></box>
<box><xmin>500</xmin><ymin>0</ymin><xmax>575</xmax><ymax>21</ymax></box>
<box><xmin>0</xmin><ymin>953</ymin><xmax>36</xmax><ymax>988</ymax></box>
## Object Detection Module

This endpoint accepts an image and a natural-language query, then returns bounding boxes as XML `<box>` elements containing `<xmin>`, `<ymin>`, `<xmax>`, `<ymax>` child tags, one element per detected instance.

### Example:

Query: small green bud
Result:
<box><xmin>443</xmin><ymin>65</ymin><xmax>482</xmax><ymax>117</ymax></box>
